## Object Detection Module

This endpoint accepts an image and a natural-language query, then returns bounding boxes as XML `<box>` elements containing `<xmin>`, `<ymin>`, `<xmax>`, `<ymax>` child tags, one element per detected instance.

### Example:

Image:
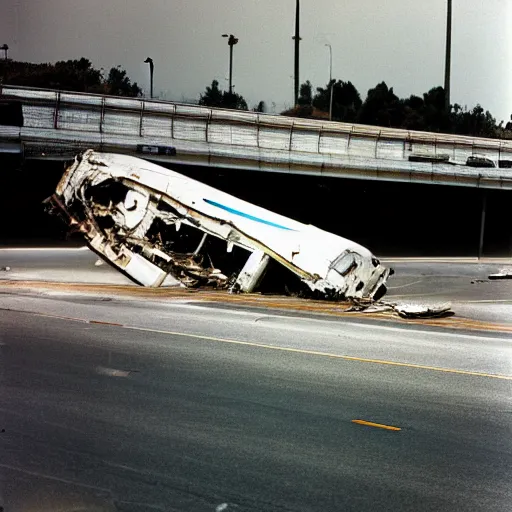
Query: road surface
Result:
<box><xmin>1</xmin><ymin>292</ymin><xmax>511</xmax><ymax>511</ymax></box>
<box><xmin>1</xmin><ymin>247</ymin><xmax>512</xmax><ymax>324</ymax></box>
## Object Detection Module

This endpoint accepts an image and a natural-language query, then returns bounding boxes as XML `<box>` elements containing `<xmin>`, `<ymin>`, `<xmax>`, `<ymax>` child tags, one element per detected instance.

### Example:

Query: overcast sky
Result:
<box><xmin>2</xmin><ymin>0</ymin><xmax>511</xmax><ymax>122</ymax></box>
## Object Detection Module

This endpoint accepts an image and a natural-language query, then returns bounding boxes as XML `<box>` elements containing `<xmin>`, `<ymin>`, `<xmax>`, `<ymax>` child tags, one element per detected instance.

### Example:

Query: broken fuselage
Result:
<box><xmin>48</xmin><ymin>150</ymin><xmax>391</xmax><ymax>301</ymax></box>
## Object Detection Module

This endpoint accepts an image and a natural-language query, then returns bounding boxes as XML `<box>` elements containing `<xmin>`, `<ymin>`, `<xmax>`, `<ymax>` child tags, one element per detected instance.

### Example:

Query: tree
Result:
<box><xmin>52</xmin><ymin>58</ymin><xmax>103</xmax><ymax>92</ymax></box>
<box><xmin>313</xmin><ymin>80</ymin><xmax>362</xmax><ymax>122</ymax></box>
<box><xmin>0</xmin><ymin>58</ymin><xmax>141</xmax><ymax>97</ymax></box>
<box><xmin>420</xmin><ymin>86</ymin><xmax>450</xmax><ymax>132</ymax></box>
<box><xmin>105</xmin><ymin>65</ymin><xmax>141</xmax><ymax>97</ymax></box>
<box><xmin>401</xmin><ymin>94</ymin><xmax>426</xmax><ymax>130</ymax></box>
<box><xmin>450</xmin><ymin>104</ymin><xmax>497</xmax><ymax>138</ymax></box>
<box><xmin>198</xmin><ymin>79</ymin><xmax>248</xmax><ymax>110</ymax></box>
<box><xmin>253</xmin><ymin>101</ymin><xmax>266</xmax><ymax>113</ymax></box>
<box><xmin>222</xmin><ymin>91</ymin><xmax>248</xmax><ymax>110</ymax></box>
<box><xmin>357</xmin><ymin>82</ymin><xmax>405</xmax><ymax>127</ymax></box>
<box><xmin>281</xmin><ymin>78</ymin><xmax>501</xmax><ymax>137</ymax></box>
<box><xmin>298</xmin><ymin>80</ymin><xmax>313</xmax><ymax>106</ymax></box>
<box><xmin>198</xmin><ymin>79</ymin><xmax>223</xmax><ymax>107</ymax></box>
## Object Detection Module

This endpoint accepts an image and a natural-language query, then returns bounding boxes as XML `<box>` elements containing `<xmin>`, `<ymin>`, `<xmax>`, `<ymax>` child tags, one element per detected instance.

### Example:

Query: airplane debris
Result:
<box><xmin>46</xmin><ymin>150</ymin><xmax>392</xmax><ymax>302</ymax></box>
<box><xmin>391</xmin><ymin>302</ymin><xmax>452</xmax><ymax>319</ymax></box>
<box><xmin>488</xmin><ymin>269</ymin><xmax>512</xmax><ymax>280</ymax></box>
<box><xmin>347</xmin><ymin>300</ymin><xmax>453</xmax><ymax>319</ymax></box>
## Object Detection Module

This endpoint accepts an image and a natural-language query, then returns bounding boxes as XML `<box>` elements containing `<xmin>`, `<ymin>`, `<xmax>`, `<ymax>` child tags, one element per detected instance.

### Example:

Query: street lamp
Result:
<box><xmin>293</xmin><ymin>0</ymin><xmax>301</xmax><ymax>106</ymax></box>
<box><xmin>444</xmin><ymin>0</ymin><xmax>452</xmax><ymax>112</ymax></box>
<box><xmin>325</xmin><ymin>43</ymin><xmax>333</xmax><ymax>121</ymax></box>
<box><xmin>144</xmin><ymin>57</ymin><xmax>154</xmax><ymax>99</ymax></box>
<box><xmin>1</xmin><ymin>44</ymin><xmax>9</xmax><ymax>61</ymax></box>
<box><xmin>222</xmin><ymin>34</ymin><xmax>238</xmax><ymax>94</ymax></box>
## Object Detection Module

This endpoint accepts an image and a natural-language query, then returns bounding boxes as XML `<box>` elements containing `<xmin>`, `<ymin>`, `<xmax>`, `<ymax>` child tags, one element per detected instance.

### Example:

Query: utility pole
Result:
<box><xmin>222</xmin><ymin>34</ymin><xmax>239</xmax><ymax>94</ymax></box>
<box><xmin>444</xmin><ymin>0</ymin><xmax>452</xmax><ymax>112</ymax></box>
<box><xmin>144</xmin><ymin>57</ymin><xmax>154</xmax><ymax>99</ymax></box>
<box><xmin>293</xmin><ymin>0</ymin><xmax>301</xmax><ymax>106</ymax></box>
<box><xmin>325</xmin><ymin>43</ymin><xmax>333</xmax><ymax>121</ymax></box>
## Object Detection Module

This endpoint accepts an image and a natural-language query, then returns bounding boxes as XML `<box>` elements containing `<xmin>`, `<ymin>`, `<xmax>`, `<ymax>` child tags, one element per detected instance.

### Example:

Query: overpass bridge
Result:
<box><xmin>1</xmin><ymin>85</ymin><xmax>512</xmax><ymax>190</ymax></box>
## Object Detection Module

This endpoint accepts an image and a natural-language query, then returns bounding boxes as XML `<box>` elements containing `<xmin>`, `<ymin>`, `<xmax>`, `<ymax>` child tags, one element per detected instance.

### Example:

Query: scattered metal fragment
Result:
<box><xmin>347</xmin><ymin>299</ymin><xmax>452</xmax><ymax>319</ymax></box>
<box><xmin>488</xmin><ymin>270</ymin><xmax>512</xmax><ymax>280</ymax></box>
<box><xmin>346</xmin><ymin>301</ymin><xmax>393</xmax><ymax>314</ymax></box>
<box><xmin>390</xmin><ymin>302</ymin><xmax>452</xmax><ymax>319</ymax></box>
<box><xmin>46</xmin><ymin>150</ymin><xmax>392</xmax><ymax>302</ymax></box>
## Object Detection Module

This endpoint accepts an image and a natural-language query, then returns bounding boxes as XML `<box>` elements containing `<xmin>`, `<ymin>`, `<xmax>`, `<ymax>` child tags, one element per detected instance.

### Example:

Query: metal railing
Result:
<box><xmin>1</xmin><ymin>85</ymin><xmax>512</xmax><ymax>189</ymax></box>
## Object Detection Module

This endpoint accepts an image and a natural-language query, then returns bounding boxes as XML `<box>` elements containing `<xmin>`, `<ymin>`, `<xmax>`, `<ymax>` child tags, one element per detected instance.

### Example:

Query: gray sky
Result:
<box><xmin>2</xmin><ymin>0</ymin><xmax>511</xmax><ymax>122</ymax></box>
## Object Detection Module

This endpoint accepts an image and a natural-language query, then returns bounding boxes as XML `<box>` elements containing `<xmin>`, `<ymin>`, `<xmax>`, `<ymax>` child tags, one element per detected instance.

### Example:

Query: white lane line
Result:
<box><xmin>96</xmin><ymin>366</ymin><xmax>131</xmax><ymax>377</ymax></box>
<box><xmin>387</xmin><ymin>279</ymin><xmax>425</xmax><ymax>290</ymax></box>
<box><xmin>0</xmin><ymin>463</ymin><xmax>113</xmax><ymax>494</ymax></box>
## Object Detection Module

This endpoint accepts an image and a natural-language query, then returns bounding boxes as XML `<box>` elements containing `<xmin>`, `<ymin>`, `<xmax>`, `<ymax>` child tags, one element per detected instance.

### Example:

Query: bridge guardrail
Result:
<box><xmin>1</xmin><ymin>85</ymin><xmax>512</xmax><ymax>189</ymax></box>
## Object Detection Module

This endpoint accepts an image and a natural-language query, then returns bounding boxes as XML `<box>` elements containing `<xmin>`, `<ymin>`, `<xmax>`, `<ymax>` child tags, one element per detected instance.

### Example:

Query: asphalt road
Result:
<box><xmin>1</xmin><ymin>293</ymin><xmax>512</xmax><ymax>511</ymax></box>
<box><xmin>2</xmin><ymin>247</ymin><xmax>512</xmax><ymax>324</ymax></box>
<box><xmin>0</xmin><ymin>247</ymin><xmax>133</xmax><ymax>285</ymax></box>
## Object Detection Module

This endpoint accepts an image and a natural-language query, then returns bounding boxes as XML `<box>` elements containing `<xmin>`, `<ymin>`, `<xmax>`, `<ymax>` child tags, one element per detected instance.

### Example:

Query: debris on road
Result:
<box><xmin>488</xmin><ymin>269</ymin><xmax>512</xmax><ymax>280</ymax></box>
<box><xmin>347</xmin><ymin>300</ymin><xmax>453</xmax><ymax>319</ymax></box>
<box><xmin>391</xmin><ymin>302</ymin><xmax>452</xmax><ymax>319</ymax></box>
<box><xmin>46</xmin><ymin>150</ymin><xmax>392</xmax><ymax>302</ymax></box>
<box><xmin>0</xmin><ymin>266</ymin><xmax>11</xmax><ymax>272</ymax></box>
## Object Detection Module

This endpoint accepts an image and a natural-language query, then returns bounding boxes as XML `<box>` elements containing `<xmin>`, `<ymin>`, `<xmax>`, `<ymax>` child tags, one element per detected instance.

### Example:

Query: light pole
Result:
<box><xmin>1</xmin><ymin>44</ymin><xmax>9</xmax><ymax>61</ymax></box>
<box><xmin>292</xmin><ymin>0</ymin><xmax>301</xmax><ymax>106</ymax></box>
<box><xmin>144</xmin><ymin>57</ymin><xmax>154</xmax><ymax>99</ymax></box>
<box><xmin>222</xmin><ymin>34</ymin><xmax>238</xmax><ymax>94</ymax></box>
<box><xmin>444</xmin><ymin>0</ymin><xmax>452</xmax><ymax>112</ymax></box>
<box><xmin>325</xmin><ymin>43</ymin><xmax>333</xmax><ymax>121</ymax></box>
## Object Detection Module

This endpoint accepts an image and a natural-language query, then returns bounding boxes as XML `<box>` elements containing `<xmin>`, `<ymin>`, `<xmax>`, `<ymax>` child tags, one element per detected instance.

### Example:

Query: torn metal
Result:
<box><xmin>390</xmin><ymin>302</ymin><xmax>452</xmax><ymax>319</ymax></box>
<box><xmin>47</xmin><ymin>150</ymin><xmax>392</xmax><ymax>302</ymax></box>
<box><xmin>346</xmin><ymin>300</ymin><xmax>452</xmax><ymax>319</ymax></box>
<box><xmin>488</xmin><ymin>268</ymin><xmax>512</xmax><ymax>280</ymax></box>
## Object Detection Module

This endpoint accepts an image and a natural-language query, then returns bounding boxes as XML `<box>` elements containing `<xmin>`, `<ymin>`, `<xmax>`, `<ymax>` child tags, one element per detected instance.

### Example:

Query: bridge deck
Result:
<box><xmin>1</xmin><ymin>85</ymin><xmax>512</xmax><ymax>189</ymax></box>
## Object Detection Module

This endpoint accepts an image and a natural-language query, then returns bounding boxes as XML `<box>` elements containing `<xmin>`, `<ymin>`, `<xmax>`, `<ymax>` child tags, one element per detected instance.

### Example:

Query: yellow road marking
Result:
<box><xmin>123</xmin><ymin>325</ymin><xmax>512</xmax><ymax>381</ymax></box>
<box><xmin>352</xmin><ymin>420</ymin><xmax>401</xmax><ymax>431</ymax></box>
<box><xmin>4</xmin><ymin>307</ymin><xmax>512</xmax><ymax>381</ymax></box>
<box><xmin>90</xmin><ymin>320</ymin><xmax>123</xmax><ymax>326</ymax></box>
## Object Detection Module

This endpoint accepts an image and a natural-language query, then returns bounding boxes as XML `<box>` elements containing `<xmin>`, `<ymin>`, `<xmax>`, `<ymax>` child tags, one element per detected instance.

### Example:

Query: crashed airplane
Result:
<box><xmin>47</xmin><ymin>150</ymin><xmax>392</xmax><ymax>302</ymax></box>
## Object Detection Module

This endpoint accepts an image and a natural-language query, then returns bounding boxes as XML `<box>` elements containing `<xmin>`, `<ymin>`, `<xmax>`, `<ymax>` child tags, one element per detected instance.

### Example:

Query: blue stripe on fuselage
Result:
<box><xmin>203</xmin><ymin>198</ymin><xmax>294</xmax><ymax>231</ymax></box>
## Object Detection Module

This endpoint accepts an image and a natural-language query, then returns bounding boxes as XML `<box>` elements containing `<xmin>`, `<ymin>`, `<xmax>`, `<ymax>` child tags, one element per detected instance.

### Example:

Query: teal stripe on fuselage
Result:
<box><xmin>203</xmin><ymin>198</ymin><xmax>295</xmax><ymax>231</ymax></box>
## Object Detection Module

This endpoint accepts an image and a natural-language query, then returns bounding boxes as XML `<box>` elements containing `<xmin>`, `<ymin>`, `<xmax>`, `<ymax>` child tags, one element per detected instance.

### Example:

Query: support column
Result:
<box><xmin>478</xmin><ymin>191</ymin><xmax>487</xmax><ymax>259</ymax></box>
